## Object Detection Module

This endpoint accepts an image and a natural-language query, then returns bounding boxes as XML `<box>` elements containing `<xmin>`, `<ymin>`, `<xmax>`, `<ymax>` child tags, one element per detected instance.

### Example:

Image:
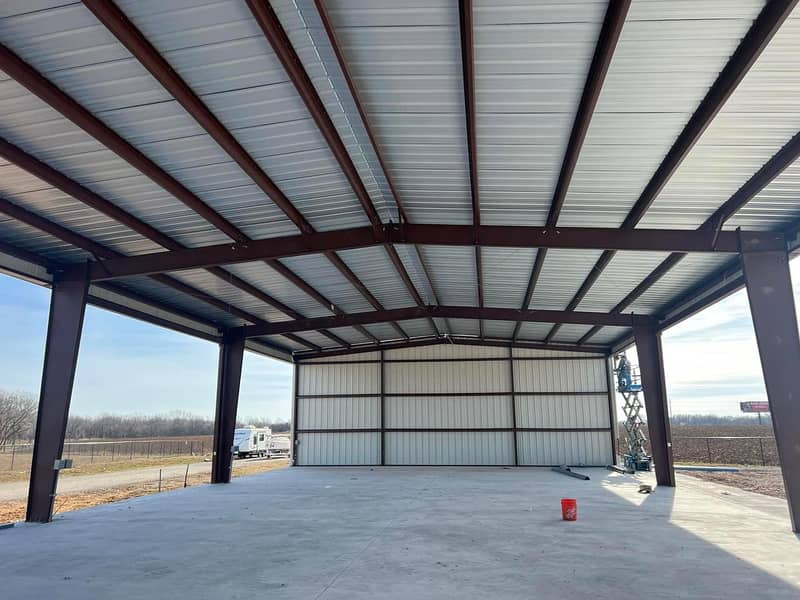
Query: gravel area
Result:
<box><xmin>681</xmin><ymin>466</ymin><xmax>785</xmax><ymax>499</ymax></box>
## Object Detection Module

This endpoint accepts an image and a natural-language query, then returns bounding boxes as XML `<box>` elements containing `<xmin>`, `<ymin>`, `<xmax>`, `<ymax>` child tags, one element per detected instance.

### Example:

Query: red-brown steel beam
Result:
<box><xmin>458</xmin><ymin>0</ymin><xmax>484</xmax><ymax>337</ymax></box>
<box><xmin>0</xmin><ymin>196</ymin><xmax>312</xmax><ymax>351</ymax></box>
<box><xmin>0</xmin><ymin>138</ymin><xmax>342</xmax><ymax>349</ymax></box>
<box><xmin>512</xmin><ymin>0</ymin><xmax>630</xmax><ymax>341</ymax></box>
<box><xmin>238</xmin><ymin>305</ymin><xmax>655</xmax><ymax>339</ymax></box>
<box><xmin>65</xmin><ymin>223</ymin><xmax>759</xmax><ymax>282</ymax></box>
<box><xmin>579</xmin><ymin>129</ymin><xmax>800</xmax><ymax>345</ymax></box>
<box><xmin>544</xmin><ymin>0</ymin><xmax>796</xmax><ymax>342</ymax></box>
<box><xmin>294</xmin><ymin>335</ymin><xmax>610</xmax><ymax>361</ymax></box>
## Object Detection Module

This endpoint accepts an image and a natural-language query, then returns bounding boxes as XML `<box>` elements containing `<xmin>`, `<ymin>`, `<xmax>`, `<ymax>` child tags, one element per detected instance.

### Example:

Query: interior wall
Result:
<box><xmin>294</xmin><ymin>344</ymin><xmax>614</xmax><ymax>466</ymax></box>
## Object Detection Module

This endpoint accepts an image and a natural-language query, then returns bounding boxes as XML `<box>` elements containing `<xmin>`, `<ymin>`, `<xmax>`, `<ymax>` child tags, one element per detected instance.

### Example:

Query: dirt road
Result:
<box><xmin>0</xmin><ymin>457</ymin><xmax>276</xmax><ymax>502</ymax></box>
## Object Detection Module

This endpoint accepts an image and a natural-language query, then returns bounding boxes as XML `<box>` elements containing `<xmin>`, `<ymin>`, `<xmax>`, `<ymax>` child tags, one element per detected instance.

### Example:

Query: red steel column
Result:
<box><xmin>27</xmin><ymin>266</ymin><xmax>89</xmax><ymax>522</ymax></box>
<box><xmin>211</xmin><ymin>332</ymin><xmax>245</xmax><ymax>483</ymax></box>
<box><xmin>633</xmin><ymin>326</ymin><xmax>675</xmax><ymax>487</ymax></box>
<box><xmin>741</xmin><ymin>245</ymin><xmax>800</xmax><ymax>532</ymax></box>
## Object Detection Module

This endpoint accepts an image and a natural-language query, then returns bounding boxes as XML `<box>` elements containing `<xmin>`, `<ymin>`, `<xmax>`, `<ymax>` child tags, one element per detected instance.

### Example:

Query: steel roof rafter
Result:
<box><xmin>544</xmin><ymin>0</ymin><xmax>797</xmax><ymax>343</ymax></box>
<box><xmin>458</xmin><ymin>0</ymin><xmax>485</xmax><ymax>338</ymax></box>
<box><xmin>236</xmin><ymin>305</ymin><xmax>656</xmax><ymax>339</ymax></box>
<box><xmin>511</xmin><ymin>0</ymin><xmax>631</xmax><ymax>341</ymax></box>
<box><xmin>66</xmin><ymin>224</ymin><xmax>771</xmax><ymax>282</ymax></box>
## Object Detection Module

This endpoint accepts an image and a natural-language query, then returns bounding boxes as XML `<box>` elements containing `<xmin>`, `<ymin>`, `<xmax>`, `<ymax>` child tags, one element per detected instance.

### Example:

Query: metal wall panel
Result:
<box><xmin>514</xmin><ymin>358</ymin><xmax>607</xmax><ymax>393</ymax></box>
<box><xmin>386</xmin><ymin>395</ymin><xmax>512</xmax><ymax>428</ymax></box>
<box><xmin>297</xmin><ymin>432</ymin><xmax>380</xmax><ymax>465</ymax></box>
<box><xmin>515</xmin><ymin>394</ymin><xmax>609</xmax><ymax>429</ymax></box>
<box><xmin>385</xmin><ymin>361</ymin><xmax>509</xmax><ymax>394</ymax></box>
<box><xmin>517</xmin><ymin>431</ymin><xmax>610</xmax><ymax>466</ymax></box>
<box><xmin>513</xmin><ymin>347</ymin><xmax>604</xmax><ymax>359</ymax></box>
<box><xmin>299</xmin><ymin>396</ymin><xmax>379</xmax><ymax>429</ymax></box>
<box><xmin>302</xmin><ymin>351</ymin><xmax>381</xmax><ymax>363</ymax></box>
<box><xmin>385</xmin><ymin>431</ymin><xmax>514</xmax><ymax>465</ymax></box>
<box><xmin>299</xmin><ymin>362</ymin><xmax>380</xmax><ymax>395</ymax></box>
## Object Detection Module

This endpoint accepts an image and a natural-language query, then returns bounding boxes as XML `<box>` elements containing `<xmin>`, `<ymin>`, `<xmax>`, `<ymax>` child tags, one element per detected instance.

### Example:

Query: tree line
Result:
<box><xmin>0</xmin><ymin>389</ymin><xmax>290</xmax><ymax>445</ymax></box>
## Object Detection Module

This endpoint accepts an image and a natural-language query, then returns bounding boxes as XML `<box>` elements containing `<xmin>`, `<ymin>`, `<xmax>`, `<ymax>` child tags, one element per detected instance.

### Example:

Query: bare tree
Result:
<box><xmin>0</xmin><ymin>390</ymin><xmax>37</xmax><ymax>447</ymax></box>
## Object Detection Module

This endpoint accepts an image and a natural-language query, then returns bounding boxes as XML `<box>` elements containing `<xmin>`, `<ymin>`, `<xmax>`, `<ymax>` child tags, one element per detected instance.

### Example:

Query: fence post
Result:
<box><xmin>10</xmin><ymin>444</ymin><xmax>15</xmax><ymax>471</ymax></box>
<box><xmin>158</xmin><ymin>469</ymin><xmax>162</xmax><ymax>493</ymax></box>
<box><xmin>706</xmin><ymin>438</ymin><xmax>712</xmax><ymax>463</ymax></box>
<box><xmin>90</xmin><ymin>444</ymin><xmax>94</xmax><ymax>464</ymax></box>
<box><xmin>759</xmin><ymin>438</ymin><xmax>766</xmax><ymax>466</ymax></box>
<box><xmin>130</xmin><ymin>441</ymin><xmax>134</xmax><ymax>460</ymax></box>
<box><xmin>111</xmin><ymin>444</ymin><xmax>115</xmax><ymax>461</ymax></box>
<box><xmin>147</xmin><ymin>441</ymin><xmax>151</xmax><ymax>458</ymax></box>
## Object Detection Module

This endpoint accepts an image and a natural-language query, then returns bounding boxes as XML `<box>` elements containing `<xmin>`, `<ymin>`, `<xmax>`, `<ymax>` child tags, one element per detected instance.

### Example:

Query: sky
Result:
<box><xmin>0</xmin><ymin>258</ymin><xmax>797</xmax><ymax>420</ymax></box>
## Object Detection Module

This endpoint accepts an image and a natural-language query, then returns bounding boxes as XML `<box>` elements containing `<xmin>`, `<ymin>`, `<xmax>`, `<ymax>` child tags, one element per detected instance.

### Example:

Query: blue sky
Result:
<box><xmin>0</xmin><ymin>258</ymin><xmax>797</xmax><ymax>419</ymax></box>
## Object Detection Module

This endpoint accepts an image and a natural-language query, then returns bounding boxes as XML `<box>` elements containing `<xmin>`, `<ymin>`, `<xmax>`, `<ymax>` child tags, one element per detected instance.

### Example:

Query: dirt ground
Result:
<box><xmin>0</xmin><ymin>458</ymin><xmax>289</xmax><ymax>524</ymax></box>
<box><xmin>681</xmin><ymin>467</ymin><xmax>785</xmax><ymax>499</ymax></box>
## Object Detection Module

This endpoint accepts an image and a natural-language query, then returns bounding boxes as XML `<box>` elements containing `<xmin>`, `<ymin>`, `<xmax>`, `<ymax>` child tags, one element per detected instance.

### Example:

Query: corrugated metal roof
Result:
<box><xmin>559</xmin><ymin>0</ymin><xmax>763</xmax><ymax>228</ymax></box>
<box><xmin>576</xmin><ymin>250</ymin><xmax>671</xmax><ymax>313</ymax></box>
<box><xmin>336</xmin><ymin>246</ymin><xmax>416</xmax><ymax>309</ymax></box>
<box><xmin>324</xmin><ymin>0</ymin><xmax>472</xmax><ymax>224</ymax></box>
<box><xmin>531</xmin><ymin>248</ymin><xmax>604</xmax><ymax>310</ymax></box>
<box><xmin>417</xmin><ymin>245</ymin><xmax>478</xmax><ymax>306</ymax></box>
<box><xmin>0</xmin><ymin>0</ymin><xmax>797</xmax><ymax>359</ymax></box>
<box><xmin>474</xmin><ymin>0</ymin><xmax>606</xmax><ymax>226</ymax></box>
<box><xmin>482</xmin><ymin>247</ymin><xmax>537</xmax><ymax>308</ymax></box>
<box><xmin>641</xmin><ymin>11</ymin><xmax>800</xmax><ymax>230</ymax></box>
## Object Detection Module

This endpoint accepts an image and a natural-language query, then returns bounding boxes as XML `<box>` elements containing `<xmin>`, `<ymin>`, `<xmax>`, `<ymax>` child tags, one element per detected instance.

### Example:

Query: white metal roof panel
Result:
<box><xmin>271</xmin><ymin>0</ymin><xmax>400</xmax><ymax>223</ymax></box>
<box><xmin>531</xmin><ymin>248</ymin><xmax>604</xmax><ymax>310</ymax></box>
<box><xmin>576</xmin><ymin>250</ymin><xmax>672</xmax><ymax>313</ymax></box>
<box><xmin>336</xmin><ymin>246</ymin><xmax>417</xmax><ymax>310</ymax></box>
<box><xmin>474</xmin><ymin>0</ymin><xmax>606</xmax><ymax>226</ymax></box>
<box><xmin>549</xmin><ymin>323</ymin><xmax>595</xmax><ymax>344</ymax></box>
<box><xmin>726</xmin><ymin>156</ymin><xmax>800</xmax><ymax>230</ymax></box>
<box><xmin>640</xmin><ymin>11</ymin><xmax>800</xmax><ymax>230</ymax></box>
<box><xmin>482</xmin><ymin>247</ymin><xmax>537</xmax><ymax>308</ymax></box>
<box><xmin>587</xmin><ymin>325</ymin><xmax>631</xmax><ymax>346</ymax></box>
<box><xmin>393</xmin><ymin>244</ymin><xmax>439</xmax><ymax>305</ymax></box>
<box><xmin>279</xmin><ymin>253</ymin><xmax>374</xmax><ymax>314</ymax></box>
<box><xmin>516</xmin><ymin>321</ymin><xmax>553</xmax><ymax>341</ymax></box>
<box><xmin>324</xmin><ymin>0</ymin><xmax>472</xmax><ymax>224</ymax></box>
<box><xmin>628</xmin><ymin>253</ymin><xmax>731</xmax><ymax>315</ymax></box>
<box><xmin>483</xmin><ymin>319</ymin><xmax>515</xmax><ymax>339</ymax></box>
<box><xmin>558</xmin><ymin>0</ymin><xmax>763</xmax><ymax>228</ymax></box>
<box><xmin>417</xmin><ymin>245</ymin><xmax>478</xmax><ymax>306</ymax></box>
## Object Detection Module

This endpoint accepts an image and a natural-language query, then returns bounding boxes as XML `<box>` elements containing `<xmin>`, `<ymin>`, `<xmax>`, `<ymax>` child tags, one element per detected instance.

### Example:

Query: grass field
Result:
<box><xmin>0</xmin><ymin>458</ymin><xmax>290</xmax><ymax>524</ymax></box>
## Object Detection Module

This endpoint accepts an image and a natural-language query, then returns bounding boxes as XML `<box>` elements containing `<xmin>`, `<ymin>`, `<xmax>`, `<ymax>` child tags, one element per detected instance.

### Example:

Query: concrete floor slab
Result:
<box><xmin>0</xmin><ymin>467</ymin><xmax>798</xmax><ymax>599</ymax></box>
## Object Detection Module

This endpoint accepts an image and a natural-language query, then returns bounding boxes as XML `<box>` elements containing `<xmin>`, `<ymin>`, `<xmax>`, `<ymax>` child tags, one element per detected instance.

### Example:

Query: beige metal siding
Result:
<box><xmin>297</xmin><ymin>432</ymin><xmax>380</xmax><ymax>465</ymax></box>
<box><xmin>514</xmin><ymin>359</ymin><xmax>607</xmax><ymax>393</ymax></box>
<box><xmin>386</xmin><ymin>395</ymin><xmax>512</xmax><ymax>428</ymax></box>
<box><xmin>515</xmin><ymin>395</ymin><xmax>609</xmax><ymax>429</ymax></box>
<box><xmin>299</xmin><ymin>362</ymin><xmax>379</xmax><ymax>395</ymax></box>
<box><xmin>299</xmin><ymin>396</ymin><xmax>379</xmax><ymax>430</ymax></box>
<box><xmin>385</xmin><ymin>432</ymin><xmax>514</xmax><ymax>465</ymax></box>
<box><xmin>516</xmin><ymin>431</ymin><xmax>611</xmax><ymax>466</ymax></box>
<box><xmin>385</xmin><ymin>361</ymin><xmax>509</xmax><ymax>395</ymax></box>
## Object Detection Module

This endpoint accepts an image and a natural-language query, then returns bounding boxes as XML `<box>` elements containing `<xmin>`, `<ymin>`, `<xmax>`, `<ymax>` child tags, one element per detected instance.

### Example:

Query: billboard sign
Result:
<box><xmin>740</xmin><ymin>401</ymin><xmax>770</xmax><ymax>413</ymax></box>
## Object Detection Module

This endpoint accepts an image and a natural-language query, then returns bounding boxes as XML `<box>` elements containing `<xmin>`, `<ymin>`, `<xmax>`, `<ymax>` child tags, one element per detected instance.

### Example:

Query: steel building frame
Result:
<box><xmin>0</xmin><ymin>0</ymin><xmax>795</xmax><ymax>529</ymax></box>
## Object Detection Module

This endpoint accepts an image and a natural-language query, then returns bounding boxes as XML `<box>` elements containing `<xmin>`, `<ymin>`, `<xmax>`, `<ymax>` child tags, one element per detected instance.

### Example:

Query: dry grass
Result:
<box><xmin>0</xmin><ymin>458</ymin><xmax>289</xmax><ymax>524</ymax></box>
<box><xmin>682</xmin><ymin>467</ymin><xmax>785</xmax><ymax>499</ymax></box>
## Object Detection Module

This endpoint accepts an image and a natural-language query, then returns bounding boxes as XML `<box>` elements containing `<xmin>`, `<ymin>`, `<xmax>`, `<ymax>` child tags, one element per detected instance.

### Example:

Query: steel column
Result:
<box><xmin>211</xmin><ymin>333</ymin><xmax>245</xmax><ymax>484</ymax></box>
<box><xmin>380</xmin><ymin>350</ymin><xmax>386</xmax><ymax>466</ymax></box>
<box><xmin>632</xmin><ymin>326</ymin><xmax>675</xmax><ymax>487</ymax></box>
<box><xmin>605</xmin><ymin>356</ymin><xmax>619</xmax><ymax>463</ymax></box>
<box><xmin>26</xmin><ymin>266</ymin><xmax>89</xmax><ymax>522</ymax></box>
<box><xmin>291</xmin><ymin>362</ymin><xmax>300</xmax><ymax>467</ymax></box>
<box><xmin>741</xmin><ymin>246</ymin><xmax>800</xmax><ymax>531</ymax></box>
<box><xmin>509</xmin><ymin>347</ymin><xmax>518</xmax><ymax>466</ymax></box>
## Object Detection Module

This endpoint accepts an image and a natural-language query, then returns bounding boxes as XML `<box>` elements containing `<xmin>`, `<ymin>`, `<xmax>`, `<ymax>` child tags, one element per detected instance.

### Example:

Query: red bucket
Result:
<box><xmin>561</xmin><ymin>498</ymin><xmax>577</xmax><ymax>521</ymax></box>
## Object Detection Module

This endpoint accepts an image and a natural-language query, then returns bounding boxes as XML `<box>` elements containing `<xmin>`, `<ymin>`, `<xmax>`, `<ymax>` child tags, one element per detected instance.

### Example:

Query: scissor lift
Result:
<box><xmin>614</xmin><ymin>354</ymin><xmax>652</xmax><ymax>472</ymax></box>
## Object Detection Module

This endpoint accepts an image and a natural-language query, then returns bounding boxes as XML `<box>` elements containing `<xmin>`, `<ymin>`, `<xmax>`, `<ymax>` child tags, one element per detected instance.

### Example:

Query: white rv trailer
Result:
<box><xmin>232</xmin><ymin>427</ymin><xmax>271</xmax><ymax>458</ymax></box>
